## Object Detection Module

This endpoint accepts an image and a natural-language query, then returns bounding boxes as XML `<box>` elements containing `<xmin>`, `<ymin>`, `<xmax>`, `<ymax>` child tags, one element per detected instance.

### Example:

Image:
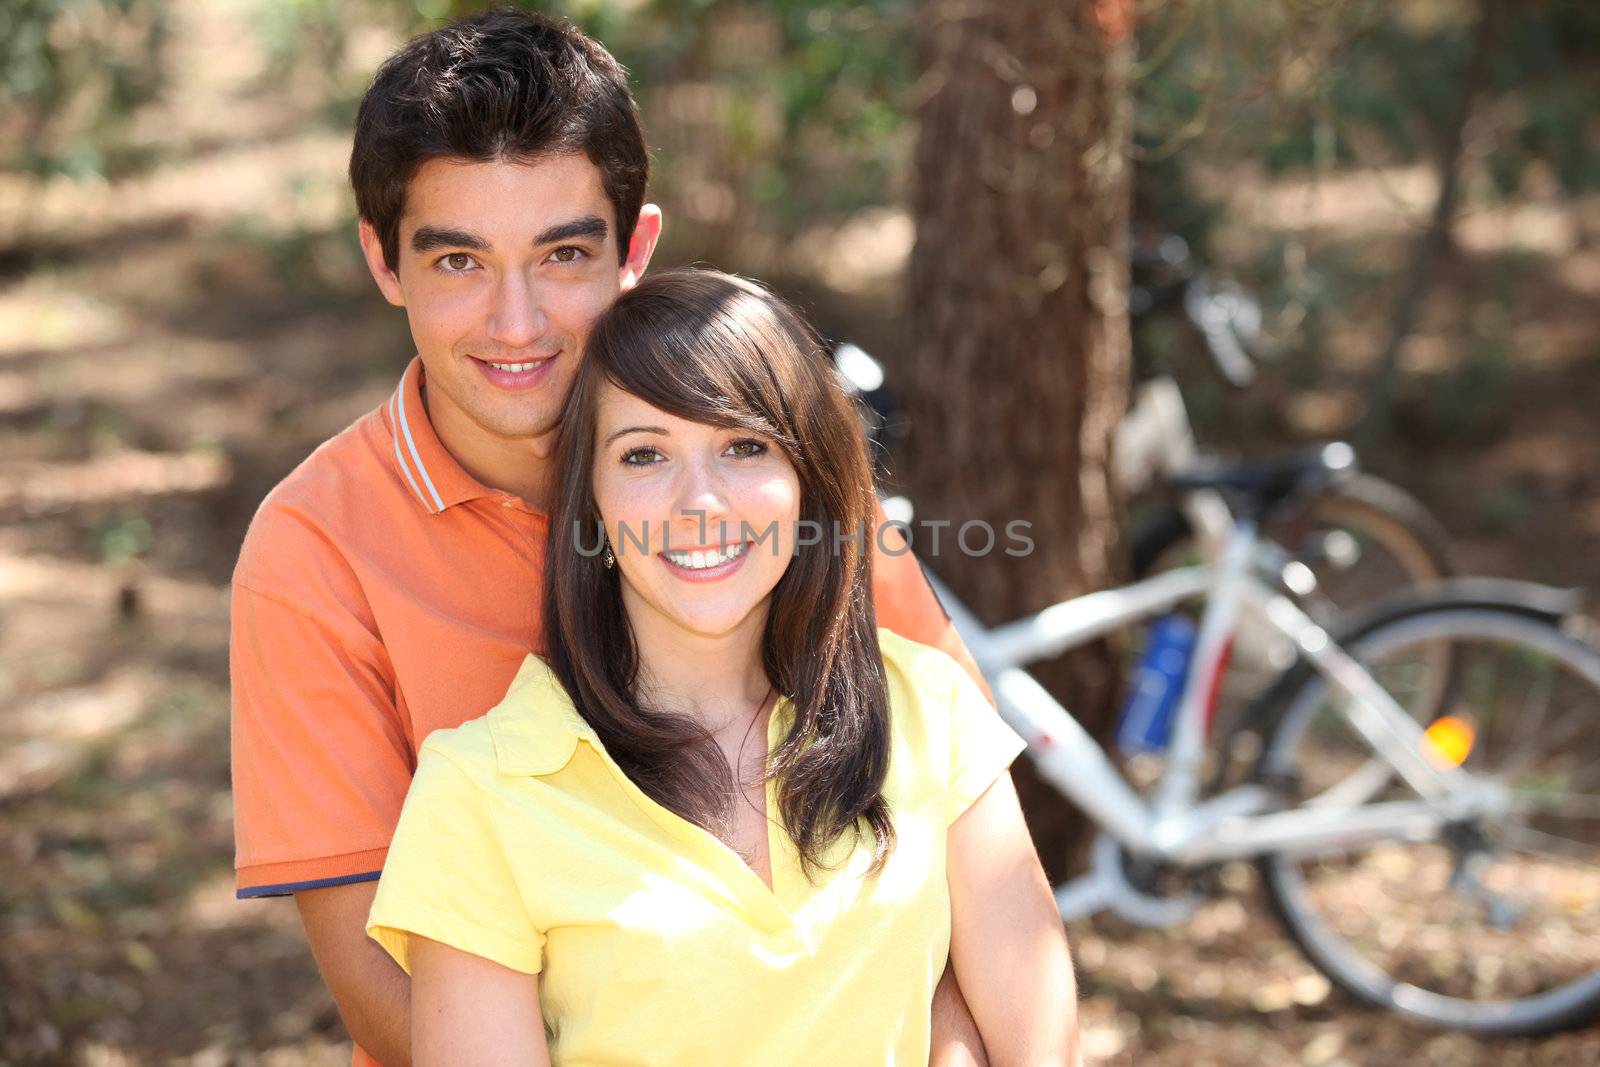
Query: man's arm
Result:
<box><xmin>296</xmin><ymin>881</ymin><xmax>412</xmax><ymax>1067</ymax></box>
<box><xmin>930</xmin><ymin>959</ymin><xmax>990</xmax><ymax>1067</ymax></box>
<box><xmin>231</xmin><ymin>563</ymin><xmax>414</xmax><ymax>1063</ymax></box>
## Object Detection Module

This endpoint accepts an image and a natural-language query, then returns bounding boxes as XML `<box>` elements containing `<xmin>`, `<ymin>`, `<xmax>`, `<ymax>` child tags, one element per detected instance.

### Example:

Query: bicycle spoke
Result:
<box><xmin>1497</xmin><ymin>824</ymin><xmax>1600</xmax><ymax>863</ymax></box>
<box><xmin>1490</xmin><ymin>651</ymin><xmax>1557</xmax><ymax>767</ymax></box>
<box><xmin>1500</xmin><ymin>703</ymin><xmax>1595</xmax><ymax>784</ymax></box>
<box><xmin>1509</xmin><ymin>790</ymin><xmax>1600</xmax><ymax>820</ymax></box>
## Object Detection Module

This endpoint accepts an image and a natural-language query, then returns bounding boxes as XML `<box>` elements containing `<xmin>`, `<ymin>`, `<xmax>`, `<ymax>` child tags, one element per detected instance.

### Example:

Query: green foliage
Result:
<box><xmin>92</xmin><ymin>513</ymin><xmax>152</xmax><ymax>564</ymax></box>
<box><xmin>399</xmin><ymin>0</ymin><xmax>914</xmax><ymax>237</ymax></box>
<box><xmin>1136</xmin><ymin>0</ymin><xmax>1600</xmax><ymax>198</ymax></box>
<box><xmin>1424</xmin><ymin>335</ymin><xmax>1513</xmax><ymax>441</ymax></box>
<box><xmin>0</xmin><ymin>0</ymin><xmax>170</xmax><ymax>179</ymax></box>
<box><xmin>1133</xmin><ymin>0</ymin><xmax>1597</xmax><ymax>444</ymax></box>
<box><xmin>1476</xmin><ymin>482</ymin><xmax>1533</xmax><ymax>535</ymax></box>
<box><xmin>220</xmin><ymin>213</ymin><xmax>369</xmax><ymax>305</ymax></box>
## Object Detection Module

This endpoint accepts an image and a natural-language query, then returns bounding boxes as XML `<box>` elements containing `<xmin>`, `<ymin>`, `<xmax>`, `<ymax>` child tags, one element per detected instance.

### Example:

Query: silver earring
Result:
<box><xmin>603</xmin><ymin>543</ymin><xmax>616</xmax><ymax>569</ymax></box>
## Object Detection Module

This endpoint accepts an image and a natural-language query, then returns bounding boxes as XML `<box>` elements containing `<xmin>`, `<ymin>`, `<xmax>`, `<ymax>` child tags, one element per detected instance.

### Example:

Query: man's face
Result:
<box><xmin>361</xmin><ymin>154</ymin><xmax>658</xmax><ymax>451</ymax></box>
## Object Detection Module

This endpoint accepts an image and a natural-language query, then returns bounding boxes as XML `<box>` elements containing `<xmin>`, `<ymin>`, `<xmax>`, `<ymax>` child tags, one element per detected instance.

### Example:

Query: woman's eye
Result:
<box><xmin>439</xmin><ymin>253</ymin><xmax>476</xmax><ymax>272</ymax></box>
<box><xmin>550</xmin><ymin>246</ymin><xmax>587</xmax><ymax>264</ymax></box>
<box><xmin>726</xmin><ymin>439</ymin><xmax>767</xmax><ymax>459</ymax></box>
<box><xmin>621</xmin><ymin>446</ymin><xmax>661</xmax><ymax>466</ymax></box>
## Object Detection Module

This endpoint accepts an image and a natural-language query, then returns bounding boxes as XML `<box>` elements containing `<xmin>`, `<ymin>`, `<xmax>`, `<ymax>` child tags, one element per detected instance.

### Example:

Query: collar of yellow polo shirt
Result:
<box><xmin>366</xmin><ymin>628</ymin><xmax>1025</xmax><ymax>1067</ymax></box>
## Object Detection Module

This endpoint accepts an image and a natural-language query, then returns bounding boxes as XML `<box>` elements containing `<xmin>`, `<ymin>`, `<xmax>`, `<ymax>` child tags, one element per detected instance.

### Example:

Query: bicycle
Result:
<box><xmin>1117</xmin><ymin>231</ymin><xmax>1455</xmax><ymax>618</ymax></box>
<box><xmin>838</xmin><ymin>326</ymin><xmax>1456</xmax><ymax>632</ymax></box>
<box><xmin>908</xmin><ymin>447</ymin><xmax>1600</xmax><ymax>1036</ymax></box>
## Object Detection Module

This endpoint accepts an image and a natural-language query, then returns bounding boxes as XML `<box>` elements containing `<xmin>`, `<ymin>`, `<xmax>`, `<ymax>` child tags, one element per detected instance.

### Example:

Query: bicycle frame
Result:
<box><xmin>1113</xmin><ymin>377</ymin><xmax>1241</xmax><ymax>564</ymax></box>
<box><xmin>927</xmin><ymin>520</ymin><xmax>1506</xmax><ymax>882</ymax></box>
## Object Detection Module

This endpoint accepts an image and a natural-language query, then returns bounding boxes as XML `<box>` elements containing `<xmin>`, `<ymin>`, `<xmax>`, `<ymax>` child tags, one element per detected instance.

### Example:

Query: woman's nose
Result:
<box><xmin>671</xmin><ymin>457</ymin><xmax>732</xmax><ymax>538</ymax></box>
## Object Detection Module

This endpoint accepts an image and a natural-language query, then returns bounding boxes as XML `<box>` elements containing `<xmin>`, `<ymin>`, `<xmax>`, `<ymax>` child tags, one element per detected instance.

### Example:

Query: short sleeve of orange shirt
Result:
<box><xmin>231</xmin><ymin>358</ymin><xmax>988</xmax><ymax>901</ymax></box>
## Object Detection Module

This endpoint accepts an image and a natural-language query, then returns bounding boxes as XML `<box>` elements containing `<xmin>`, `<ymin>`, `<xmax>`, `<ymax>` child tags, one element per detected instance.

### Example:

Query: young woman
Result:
<box><xmin>367</xmin><ymin>270</ymin><xmax>1078</xmax><ymax>1065</ymax></box>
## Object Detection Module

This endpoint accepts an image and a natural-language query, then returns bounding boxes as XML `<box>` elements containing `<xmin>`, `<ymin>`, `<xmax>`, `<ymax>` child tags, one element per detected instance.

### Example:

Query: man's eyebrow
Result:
<box><xmin>535</xmin><ymin>215</ymin><xmax>609</xmax><ymax>246</ymax></box>
<box><xmin>604</xmin><ymin>425</ymin><xmax>668</xmax><ymax>446</ymax></box>
<box><xmin>411</xmin><ymin>227</ymin><xmax>490</xmax><ymax>254</ymax></box>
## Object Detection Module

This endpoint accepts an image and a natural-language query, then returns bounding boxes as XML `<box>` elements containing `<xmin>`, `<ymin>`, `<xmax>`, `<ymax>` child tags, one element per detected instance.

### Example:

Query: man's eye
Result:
<box><xmin>551</xmin><ymin>246</ymin><xmax>588</xmax><ymax>264</ymax></box>
<box><xmin>440</xmin><ymin>253</ymin><xmax>476</xmax><ymax>272</ymax></box>
<box><xmin>621</xmin><ymin>447</ymin><xmax>661</xmax><ymax>466</ymax></box>
<box><xmin>726</xmin><ymin>439</ymin><xmax>767</xmax><ymax>459</ymax></box>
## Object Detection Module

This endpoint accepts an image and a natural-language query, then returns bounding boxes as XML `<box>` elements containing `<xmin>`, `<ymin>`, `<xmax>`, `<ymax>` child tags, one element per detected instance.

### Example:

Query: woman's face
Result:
<box><xmin>591</xmin><ymin>381</ymin><xmax>801</xmax><ymax>643</ymax></box>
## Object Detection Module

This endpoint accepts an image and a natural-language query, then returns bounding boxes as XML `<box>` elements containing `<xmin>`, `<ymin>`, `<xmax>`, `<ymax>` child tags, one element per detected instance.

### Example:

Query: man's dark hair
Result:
<box><xmin>350</xmin><ymin>9</ymin><xmax>649</xmax><ymax>271</ymax></box>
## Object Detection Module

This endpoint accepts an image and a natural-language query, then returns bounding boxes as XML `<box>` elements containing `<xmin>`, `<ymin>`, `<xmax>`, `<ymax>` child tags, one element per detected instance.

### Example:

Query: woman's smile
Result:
<box><xmin>659</xmin><ymin>540</ymin><xmax>752</xmax><ymax>582</ymax></box>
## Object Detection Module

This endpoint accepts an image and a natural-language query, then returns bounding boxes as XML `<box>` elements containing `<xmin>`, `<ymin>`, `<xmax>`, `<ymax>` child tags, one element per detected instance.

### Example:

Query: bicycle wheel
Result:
<box><xmin>1256</xmin><ymin>597</ymin><xmax>1600</xmax><ymax>1035</ymax></box>
<box><xmin>1132</xmin><ymin>473</ymin><xmax>1455</xmax><ymax>612</ymax></box>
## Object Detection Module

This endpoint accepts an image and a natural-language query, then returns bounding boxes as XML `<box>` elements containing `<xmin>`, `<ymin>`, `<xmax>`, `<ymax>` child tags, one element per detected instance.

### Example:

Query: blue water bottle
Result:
<box><xmin>1115</xmin><ymin>614</ymin><xmax>1196</xmax><ymax>754</ymax></box>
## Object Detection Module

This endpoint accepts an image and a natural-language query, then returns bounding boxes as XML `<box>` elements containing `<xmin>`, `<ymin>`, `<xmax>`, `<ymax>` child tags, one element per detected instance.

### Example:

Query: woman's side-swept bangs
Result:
<box><xmin>580</xmin><ymin>270</ymin><xmax>822</xmax><ymax>461</ymax></box>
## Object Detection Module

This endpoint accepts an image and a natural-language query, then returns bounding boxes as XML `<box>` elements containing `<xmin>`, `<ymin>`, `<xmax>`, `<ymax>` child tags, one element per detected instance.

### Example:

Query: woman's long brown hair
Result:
<box><xmin>543</xmin><ymin>269</ymin><xmax>894</xmax><ymax>879</ymax></box>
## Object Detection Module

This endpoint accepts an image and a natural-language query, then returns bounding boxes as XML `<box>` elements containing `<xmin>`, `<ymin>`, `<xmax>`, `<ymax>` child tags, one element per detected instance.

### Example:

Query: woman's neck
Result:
<box><xmin>623</xmin><ymin>595</ymin><xmax>772</xmax><ymax>738</ymax></box>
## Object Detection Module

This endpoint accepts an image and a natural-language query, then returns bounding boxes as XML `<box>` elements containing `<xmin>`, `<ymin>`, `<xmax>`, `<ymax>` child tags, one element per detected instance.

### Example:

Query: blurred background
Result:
<box><xmin>1</xmin><ymin>0</ymin><xmax>1596</xmax><ymax>1063</ymax></box>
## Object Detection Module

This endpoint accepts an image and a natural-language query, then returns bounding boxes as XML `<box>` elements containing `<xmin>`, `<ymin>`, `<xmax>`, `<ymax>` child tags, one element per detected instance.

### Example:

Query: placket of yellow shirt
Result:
<box><xmin>574</xmin><ymin>713</ymin><xmax>803</xmax><ymax>941</ymax></box>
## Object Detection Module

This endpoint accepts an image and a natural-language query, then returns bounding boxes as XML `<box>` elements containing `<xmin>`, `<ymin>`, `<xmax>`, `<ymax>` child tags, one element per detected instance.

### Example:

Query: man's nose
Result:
<box><xmin>486</xmin><ymin>273</ymin><xmax>547</xmax><ymax>349</ymax></box>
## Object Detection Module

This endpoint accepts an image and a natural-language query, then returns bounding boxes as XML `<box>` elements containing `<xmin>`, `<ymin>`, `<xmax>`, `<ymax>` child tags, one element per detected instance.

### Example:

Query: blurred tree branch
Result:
<box><xmin>1354</xmin><ymin>0</ymin><xmax>1503</xmax><ymax>447</ymax></box>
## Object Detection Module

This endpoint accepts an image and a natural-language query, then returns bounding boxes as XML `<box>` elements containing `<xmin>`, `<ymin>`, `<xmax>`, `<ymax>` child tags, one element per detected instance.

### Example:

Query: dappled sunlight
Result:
<box><xmin>0</xmin><ymin>283</ymin><xmax>129</xmax><ymax>359</ymax></box>
<box><xmin>0</xmin><ymin>666</ymin><xmax>156</xmax><ymax>801</ymax></box>
<box><xmin>1</xmin><ymin>450</ymin><xmax>231</xmax><ymax>511</ymax></box>
<box><xmin>1</xmin><ymin>0</ymin><xmax>1595</xmax><ymax>1063</ymax></box>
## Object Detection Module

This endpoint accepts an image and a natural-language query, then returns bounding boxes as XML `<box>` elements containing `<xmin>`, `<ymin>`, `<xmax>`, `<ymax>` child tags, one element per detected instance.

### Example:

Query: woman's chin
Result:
<box><xmin>663</xmin><ymin>607</ymin><xmax>762</xmax><ymax>642</ymax></box>
<box><xmin>619</xmin><ymin>570</ymin><xmax>778</xmax><ymax>645</ymax></box>
<box><xmin>640</xmin><ymin>594</ymin><xmax>771</xmax><ymax>644</ymax></box>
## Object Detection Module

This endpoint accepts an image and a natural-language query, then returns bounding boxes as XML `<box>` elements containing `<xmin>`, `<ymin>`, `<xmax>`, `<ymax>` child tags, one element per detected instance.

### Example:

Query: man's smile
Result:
<box><xmin>469</xmin><ymin>353</ymin><xmax>560</xmax><ymax>391</ymax></box>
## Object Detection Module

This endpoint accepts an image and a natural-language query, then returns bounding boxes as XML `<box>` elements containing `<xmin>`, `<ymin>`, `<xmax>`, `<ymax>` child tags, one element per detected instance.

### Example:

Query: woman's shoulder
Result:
<box><xmin>876</xmin><ymin>627</ymin><xmax>976</xmax><ymax>700</ymax></box>
<box><xmin>415</xmin><ymin>715</ymin><xmax>497</xmax><ymax>782</ymax></box>
<box><xmin>417</xmin><ymin>653</ymin><xmax>590</xmax><ymax>784</ymax></box>
<box><xmin>874</xmin><ymin>627</ymin><xmax>977</xmax><ymax>757</ymax></box>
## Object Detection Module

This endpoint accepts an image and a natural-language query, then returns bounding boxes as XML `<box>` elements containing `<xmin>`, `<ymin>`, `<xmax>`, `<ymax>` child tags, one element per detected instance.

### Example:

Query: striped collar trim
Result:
<box><xmin>386</xmin><ymin>356</ymin><xmax>497</xmax><ymax>515</ymax></box>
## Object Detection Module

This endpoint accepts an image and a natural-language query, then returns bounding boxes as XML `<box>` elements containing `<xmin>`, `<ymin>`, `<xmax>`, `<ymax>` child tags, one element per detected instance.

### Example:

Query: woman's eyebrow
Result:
<box><xmin>604</xmin><ymin>425</ymin><xmax>669</xmax><ymax>446</ymax></box>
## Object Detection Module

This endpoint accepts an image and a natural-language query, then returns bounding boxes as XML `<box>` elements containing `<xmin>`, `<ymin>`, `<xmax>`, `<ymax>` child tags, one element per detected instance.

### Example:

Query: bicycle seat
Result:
<box><xmin>1167</xmin><ymin>442</ymin><xmax>1356</xmax><ymax>517</ymax></box>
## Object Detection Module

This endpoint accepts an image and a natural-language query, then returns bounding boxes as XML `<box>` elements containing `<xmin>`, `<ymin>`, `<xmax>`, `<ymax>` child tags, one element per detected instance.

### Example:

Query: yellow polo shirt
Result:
<box><xmin>367</xmin><ymin>629</ymin><xmax>1026</xmax><ymax>1066</ymax></box>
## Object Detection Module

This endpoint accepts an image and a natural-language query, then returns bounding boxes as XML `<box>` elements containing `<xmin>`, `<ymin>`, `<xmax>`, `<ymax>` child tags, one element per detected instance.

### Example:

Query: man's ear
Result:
<box><xmin>618</xmin><ymin>204</ymin><xmax>663</xmax><ymax>292</ymax></box>
<box><xmin>358</xmin><ymin>219</ymin><xmax>406</xmax><ymax>308</ymax></box>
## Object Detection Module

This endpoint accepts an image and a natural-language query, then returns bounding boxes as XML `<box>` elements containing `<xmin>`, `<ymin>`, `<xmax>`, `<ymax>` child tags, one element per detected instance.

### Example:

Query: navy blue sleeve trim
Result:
<box><xmin>236</xmin><ymin>869</ymin><xmax>382</xmax><ymax>899</ymax></box>
<box><xmin>916</xmin><ymin>558</ymin><xmax>952</xmax><ymax>623</ymax></box>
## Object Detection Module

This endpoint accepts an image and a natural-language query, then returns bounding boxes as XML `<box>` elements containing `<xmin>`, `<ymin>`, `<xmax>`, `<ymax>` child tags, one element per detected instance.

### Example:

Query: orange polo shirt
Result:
<box><xmin>231</xmin><ymin>355</ymin><xmax>982</xmax><ymax>903</ymax></box>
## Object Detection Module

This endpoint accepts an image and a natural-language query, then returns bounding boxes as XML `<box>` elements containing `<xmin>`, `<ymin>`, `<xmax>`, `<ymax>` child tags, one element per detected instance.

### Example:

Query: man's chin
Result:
<box><xmin>477</xmin><ymin>410</ymin><xmax>562</xmax><ymax>443</ymax></box>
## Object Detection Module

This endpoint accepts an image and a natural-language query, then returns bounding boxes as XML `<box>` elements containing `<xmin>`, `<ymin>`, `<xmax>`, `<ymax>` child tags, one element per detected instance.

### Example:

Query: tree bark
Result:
<box><xmin>901</xmin><ymin>0</ymin><xmax>1134</xmax><ymax>881</ymax></box>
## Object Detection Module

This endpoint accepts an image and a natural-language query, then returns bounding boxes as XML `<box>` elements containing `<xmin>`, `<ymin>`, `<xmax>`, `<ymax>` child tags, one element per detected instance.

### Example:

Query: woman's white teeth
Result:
<box><xmin>666</xmin><ymin>543</ymin><xmax>747</xmax><ymax>570</ymax></box>
<box><xmin>487</xmin><ymin>359</ymin><xmax>547</xmax><ymax>372</ymax></box>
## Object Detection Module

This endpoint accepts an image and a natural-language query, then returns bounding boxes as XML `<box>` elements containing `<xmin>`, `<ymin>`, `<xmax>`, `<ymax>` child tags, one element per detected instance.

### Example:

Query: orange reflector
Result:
<box><xmin>1422</xmin><ymin>715</ymin><xmax>1476</xmax><ymax>768</ymax></box>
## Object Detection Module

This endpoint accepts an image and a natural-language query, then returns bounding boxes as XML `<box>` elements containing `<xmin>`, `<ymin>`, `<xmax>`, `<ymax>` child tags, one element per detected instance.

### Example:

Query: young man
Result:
<box><xmin>232</xmin><ymin>11</ymin><xmax>999</xmax><ymax>1067</ymax></box>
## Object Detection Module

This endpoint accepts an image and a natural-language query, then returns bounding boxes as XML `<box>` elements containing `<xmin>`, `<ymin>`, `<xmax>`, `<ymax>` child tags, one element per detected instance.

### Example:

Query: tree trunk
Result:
<box><xmin>902</xmin><ymin>0</ymin><xmax>1134</xmax><ymax>882</ymax></box>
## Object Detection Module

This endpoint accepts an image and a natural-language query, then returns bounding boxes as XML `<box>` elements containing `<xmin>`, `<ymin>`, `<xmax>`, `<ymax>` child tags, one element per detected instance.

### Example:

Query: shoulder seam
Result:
<box><xmin>418</xmin><ymin>730</ymin><xmax>497</xmax><ymax>790</ymax></box>
<box><xmin>233</xmin><ymin>575</ymin><xmax>333</xmax><ymax>621</ymax></box>
<box><xmin>232</xmin><ymin>575</ymin><xmax>394</xmax><ymax>681</ymax></box>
